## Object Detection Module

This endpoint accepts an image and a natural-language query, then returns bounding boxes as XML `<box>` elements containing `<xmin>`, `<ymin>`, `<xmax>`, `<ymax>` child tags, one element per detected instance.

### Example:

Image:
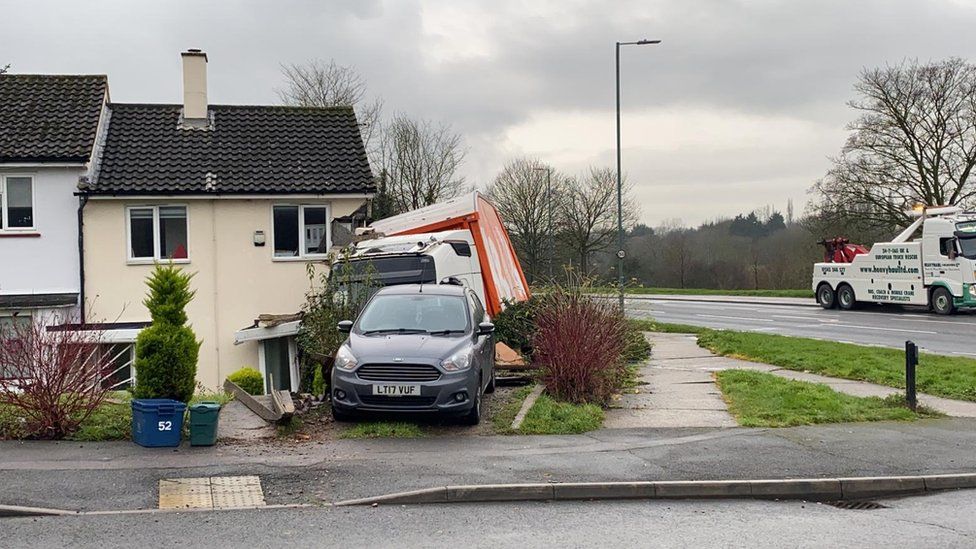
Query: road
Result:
<box><xmin>625</xmin><ymin>297</ymin><xmax>976</xmax><ymax>357</ymax></box>
<box><xmin>2</xmin><ymin>491</ymin><xmax>974</xmax><ymax>548</ymax></box>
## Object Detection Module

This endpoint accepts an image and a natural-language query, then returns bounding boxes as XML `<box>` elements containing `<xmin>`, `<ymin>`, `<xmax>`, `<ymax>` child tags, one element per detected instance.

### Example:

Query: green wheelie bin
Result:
<box><xmin>189</xmin><ymin>401</ymin><xmax>222</xmax><ymax>446</ymax></box>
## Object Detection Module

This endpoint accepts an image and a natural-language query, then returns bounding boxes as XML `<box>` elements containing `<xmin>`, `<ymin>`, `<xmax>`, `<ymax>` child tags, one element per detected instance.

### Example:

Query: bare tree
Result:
<box><xmin>812</xmin><ymin>58</ymin><xmax>976</xmax><ymax>230</ymax></box>
<box><xmin>375</xmin><ymin>114</ymin><xmax>466</xmax><ymax>213</ymax></box>
<box><xmin>277</xmin><ymin>59</ymin><xmax>383</xmax><ymax>150</ymax></box>
<box><xmin>561</xmin><ymin>167</ymin><xmax>638</xmax><ymax>276</ymax></box>
<box><xmin>486</xmin><ymin>158</ymin><xmax>564</xmax><ymax>282</ymax></box>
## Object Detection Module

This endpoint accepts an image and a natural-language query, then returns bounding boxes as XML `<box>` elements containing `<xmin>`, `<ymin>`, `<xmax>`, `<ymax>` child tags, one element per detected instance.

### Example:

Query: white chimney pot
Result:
<box><xmin>181</xmin><ymin>49</ymin><xmax>208</xmax><ymax>121</ymax></box>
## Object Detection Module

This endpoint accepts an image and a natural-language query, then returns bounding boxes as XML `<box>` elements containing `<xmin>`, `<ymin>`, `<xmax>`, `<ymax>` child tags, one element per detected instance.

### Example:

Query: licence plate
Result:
<box><xmin>372</xmin><ymin>384</ymin><xmax>421</xmax><ymax>396</ymax></box>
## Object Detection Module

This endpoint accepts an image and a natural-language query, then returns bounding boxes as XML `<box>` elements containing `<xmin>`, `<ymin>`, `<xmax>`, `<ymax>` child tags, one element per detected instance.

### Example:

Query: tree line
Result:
<box><xmin>278</xmin><ymin>56</ymin><xmax>976</xmax><ymax>290</ymax></box>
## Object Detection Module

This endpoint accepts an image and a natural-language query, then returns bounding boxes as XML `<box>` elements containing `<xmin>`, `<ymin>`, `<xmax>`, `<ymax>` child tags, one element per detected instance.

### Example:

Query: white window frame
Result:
<box><xmin>0</xmin><ymin>174</ymin><xmax>36</xmax><ymax>232</ymax></box>
<box><xmin>270</xmin><ymin>203</ymin><xmax>331</xmax><ymax>261</ymax></box>
<box><xmin>125</xmin><ymin>205</ymin><xmax>190</xmax><ymax>264</ymax></box>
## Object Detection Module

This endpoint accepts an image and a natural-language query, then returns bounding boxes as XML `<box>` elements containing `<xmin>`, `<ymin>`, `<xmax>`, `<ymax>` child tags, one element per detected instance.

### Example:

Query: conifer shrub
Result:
<box><xmin>133</xmin><ymin>265</ymin><xmax>201</xmax><ymax>403</ymax></box>
<box><xmin>227</xmin><ymin>367</ymin><xmax>264</xmax><ymax>396</ymax></box>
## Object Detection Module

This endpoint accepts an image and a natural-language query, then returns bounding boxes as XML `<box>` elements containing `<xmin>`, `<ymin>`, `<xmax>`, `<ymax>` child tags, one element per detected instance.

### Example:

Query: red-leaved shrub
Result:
<box><xmin>532</xmin><ymin>290</ymin><xmax>628</xmax><ymax>404</ymax></box>
<box><xmin>0</xmin><ymin>315</ymin><xmax>113</xmax><ymax>439</ymax></box>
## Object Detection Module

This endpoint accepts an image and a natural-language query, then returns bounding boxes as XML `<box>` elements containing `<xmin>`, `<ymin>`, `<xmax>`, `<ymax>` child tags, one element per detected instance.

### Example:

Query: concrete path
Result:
<box><xmin>216</xmin><ymin>401</ymin><xmax>276</xmax><ymax>441</ymax></box>
<box><xmin>611</xmin><ymin>332</ymin><xmax>976</xmax><ymax>426</ymax></box>
<box><xmin>604</xmin><ymin>333</ymin><xmax>737</xmax><ymax>429</ymax></box>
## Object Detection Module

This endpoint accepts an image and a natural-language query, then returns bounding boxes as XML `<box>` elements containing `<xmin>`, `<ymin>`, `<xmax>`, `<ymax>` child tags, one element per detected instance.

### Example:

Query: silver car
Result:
<box><xmin>330</xmin><ymin>283</ymin><xmax>496</xmax><ymax>425</ymax></box>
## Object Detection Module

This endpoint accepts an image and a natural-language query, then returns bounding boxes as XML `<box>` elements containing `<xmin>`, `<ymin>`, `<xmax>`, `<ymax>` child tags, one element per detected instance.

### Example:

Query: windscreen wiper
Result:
<box><xmin>362</xmin><ymin>328</ymin><xmax>429</xmax><ymax>335</ymax></box>
<box><xmin>427</xmin><ymin>329</ymin><xmax>466</xmax><ymax>336</ymax></box>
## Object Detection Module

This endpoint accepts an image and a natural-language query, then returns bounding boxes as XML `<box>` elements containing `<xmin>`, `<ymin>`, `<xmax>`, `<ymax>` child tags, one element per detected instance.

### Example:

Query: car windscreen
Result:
<box><xmin>357</xmin><ymin>294</ymin><xmax>469</xmax><ymax>334</ymax></box>
<box><xmin>335</xmin><ymin>255</ymin><xmax>436</xmax><ymax>286</ymax></box>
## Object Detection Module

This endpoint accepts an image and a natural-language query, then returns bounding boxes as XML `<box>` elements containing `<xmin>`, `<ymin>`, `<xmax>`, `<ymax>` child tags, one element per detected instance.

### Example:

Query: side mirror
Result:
<box><xmin>337</xmin><ymin>320</ymin><xmax>353</xmax><ymax>333</ymax></box>
<box><xmin>477</xmin><ymin>322</ymin><xmax>495</xmax><ymax>336</ymax></box>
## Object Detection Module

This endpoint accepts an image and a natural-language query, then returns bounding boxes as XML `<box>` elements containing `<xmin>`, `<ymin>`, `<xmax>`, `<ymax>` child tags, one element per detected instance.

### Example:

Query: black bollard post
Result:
<box><xmin>905</xmin><ymin>340</ymin><xmax>918</xmax><ymax>411</ymax></box>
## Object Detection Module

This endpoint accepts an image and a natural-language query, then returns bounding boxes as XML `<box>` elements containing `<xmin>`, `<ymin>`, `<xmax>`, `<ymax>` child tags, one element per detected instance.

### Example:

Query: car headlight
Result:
<box><xmin>334</xmin><ymin>345</ymin><xmax>358</xmax><ymax>371</ymax></box>
<box><xmin>441</xmin><ymin>349</ymin><xmax>473</xmax><ymax>372</ymax></box>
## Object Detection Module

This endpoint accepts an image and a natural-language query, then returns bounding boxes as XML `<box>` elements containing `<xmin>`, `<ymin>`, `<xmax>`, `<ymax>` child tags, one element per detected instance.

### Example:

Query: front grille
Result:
<box><xmin>357</xmin><ymin>363</ymin><xmax>441</xmax><ymax>382</ymax></box>
<box><xmin>359</xmin><ymin>395</ymin><xmax>437</xmax><ymax>407</ymax></box>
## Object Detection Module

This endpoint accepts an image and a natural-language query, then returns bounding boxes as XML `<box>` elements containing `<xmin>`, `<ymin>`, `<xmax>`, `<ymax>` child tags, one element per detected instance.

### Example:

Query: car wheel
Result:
<box><xmin>462</xmin><ymin>382</ymin><xmax>482</xmax><ymax>426</ymax></box>
<box><xmin>485</xmin><ymin>368</ymin><xmax>496</xmax><ymax>394</ymax></box>
<box><xmin>837</xmin><ymin>284</ymin><xmax>856</xmax><ymax>311</ymax></box>
<box><xmin>931</xmin><ymin>287</ymin><xmax>956</xmax><ymax>315</ymax></box>
<box><xmin>817</xmin><ymin>283</ymin><xmax>836</xmax><ymax>309</ymax></box>
<box><xmin>331</xmin><ymin>405</ymin><xmax>354</xmax><ymax>423</ymax></box>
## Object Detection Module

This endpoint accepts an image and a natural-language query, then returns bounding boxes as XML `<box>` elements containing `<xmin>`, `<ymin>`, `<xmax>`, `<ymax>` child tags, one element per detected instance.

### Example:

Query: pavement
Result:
<box><xmin>3</xmin><ymin>418</ymin><xmax>976</xmax><ymax>512</ymax></box>
<box><xmin>2</xmin><ymin>490</ymin><xmax>975</xmax><ymax>548</ymax></box>
<box><xmin>625</xmin><ymin>295</ymin><xmax>976</xmax><ymax>356</ymax></box>
<box><xmin>606</xmin><ymin>332</ymin><xmax>976</xmax><ymax>425</ymax></box>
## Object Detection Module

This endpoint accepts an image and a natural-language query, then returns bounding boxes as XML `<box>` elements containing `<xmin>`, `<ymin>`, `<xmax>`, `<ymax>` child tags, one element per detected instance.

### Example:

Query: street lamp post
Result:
<box><xmin>616</xmin><ymin>38</ymin><xmax>660</xmax><ymax>312</ymax></box>
<box><xmin>533</xmin><ymin>166</ymin><xmax>553</xmax><ymax>279</ymax></box>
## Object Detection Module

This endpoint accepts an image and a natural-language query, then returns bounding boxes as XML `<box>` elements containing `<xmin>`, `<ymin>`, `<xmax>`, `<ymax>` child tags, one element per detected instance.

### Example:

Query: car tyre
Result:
<box><xmin>837</xmin><ymin>284</ymin><xmax>856</xmax><ymax>311</ymax></box>
<box><xmin>462</xmin><ymin>381</ymin><xmax>482</xmax><ymax>426</ymax></box>
<box><xmin>817</xmin><ymin>283</ymin><xmax>836</xmax><ymax>309</ymax></box>
<box><xmin>931</xmin><ymin>287</ymin><xmax>956</xmax><ymax>315</ymax></box>
<box><xmin>331</xmin><ymin>405</ymin><xmax>354</xmax><ymax>423</ymax></box>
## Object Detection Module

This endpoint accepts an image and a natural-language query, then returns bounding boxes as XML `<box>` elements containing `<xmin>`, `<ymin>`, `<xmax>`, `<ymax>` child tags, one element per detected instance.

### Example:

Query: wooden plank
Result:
<box><xmin>270</xmin><ymin>390</ymin><xmax>295</xmax><ymax>421</ymax></box>
<box><xmin>223</xmin><ymin>379</ymin><xmax>282</xmax><ymax>422</ymax></box>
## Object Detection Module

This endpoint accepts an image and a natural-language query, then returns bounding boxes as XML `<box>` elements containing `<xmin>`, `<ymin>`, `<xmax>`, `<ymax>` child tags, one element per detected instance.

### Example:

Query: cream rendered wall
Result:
<box><xmin>84</xmin><ymin>197</ymin><xmax>365</xmax><ymax>389</ymax></box>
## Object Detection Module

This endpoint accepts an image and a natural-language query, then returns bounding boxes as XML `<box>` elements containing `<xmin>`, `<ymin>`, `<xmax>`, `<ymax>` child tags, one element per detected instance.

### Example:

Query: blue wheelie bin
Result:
<box><xmin>132</xmin><ymin>399</ymin><xmax>186</xmax><ymax>447</ymax></box>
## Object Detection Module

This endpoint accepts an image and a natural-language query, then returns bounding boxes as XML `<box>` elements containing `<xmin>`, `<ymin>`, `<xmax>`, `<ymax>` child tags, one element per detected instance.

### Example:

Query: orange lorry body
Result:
<box><xmin>368</xmin><ymin>192</ymin><xmax>530</xmax><ymax>316</ymax></box>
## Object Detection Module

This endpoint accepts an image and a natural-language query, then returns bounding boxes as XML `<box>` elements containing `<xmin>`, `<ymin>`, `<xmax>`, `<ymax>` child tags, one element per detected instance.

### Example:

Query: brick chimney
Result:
<box><xmin>181</xmin><ymin>49</ymin><xmax>208</xmax><ymax>124</ymax></box>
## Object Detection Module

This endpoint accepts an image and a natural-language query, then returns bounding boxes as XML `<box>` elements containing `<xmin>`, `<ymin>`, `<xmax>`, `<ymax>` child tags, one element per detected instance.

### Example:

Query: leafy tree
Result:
<box><xmin>813</xmin><ymin>58</ymin><xmax>976</xmax><ymax>230</ymax></box>
<box><xmin>133</xmin><ymin>265</ymin><xmax>201</xmax><ymax>403</ymax></box>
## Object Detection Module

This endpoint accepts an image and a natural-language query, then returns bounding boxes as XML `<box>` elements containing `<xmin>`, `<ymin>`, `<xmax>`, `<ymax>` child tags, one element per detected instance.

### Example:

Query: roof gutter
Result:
<box><xmin>77</xmin><ymin>192</ymin><xmax>375</xmax><ymax>200</ymax></box>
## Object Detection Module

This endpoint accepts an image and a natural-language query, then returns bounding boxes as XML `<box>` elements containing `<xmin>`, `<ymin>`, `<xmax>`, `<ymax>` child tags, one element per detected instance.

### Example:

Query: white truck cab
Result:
<box><xmin>334</xmin><ymin>230</ymin><xmax>489</xmax><ymax>308</ymax></box>
<box><xmin>813</xmin><ymin>206</ymin><xmax>976</xmax><ymax>314</ymax></box>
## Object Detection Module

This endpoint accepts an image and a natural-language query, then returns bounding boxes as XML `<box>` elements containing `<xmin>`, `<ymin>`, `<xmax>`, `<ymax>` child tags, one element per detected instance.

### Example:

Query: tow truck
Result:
<box><xmin>813</xmin><ymin>206</ymin><xmax>976</xmax><ymax>315</ymax></box>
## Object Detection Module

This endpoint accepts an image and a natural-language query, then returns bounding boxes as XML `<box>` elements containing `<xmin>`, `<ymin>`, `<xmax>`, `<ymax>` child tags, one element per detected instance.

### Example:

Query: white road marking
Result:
<box><xmin>696</xmin><ymin>314</ymin><xmax>775</xmax><ymax>323</ymax></box>
<box><xmin>832</xmin><ymin>323</ymin><xmax>937</xmax><ymax>335</ymax></box>
<box><xmin>772</xmin><ymin>314</ymin><xmax>829</xmax><ymax>321</ymax></box>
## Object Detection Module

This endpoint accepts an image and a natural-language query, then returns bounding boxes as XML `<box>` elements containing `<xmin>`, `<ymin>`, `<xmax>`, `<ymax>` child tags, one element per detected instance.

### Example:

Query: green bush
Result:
<box><xmin>312</xmin><ymin>363</ymin><xmax>326</xmax><ymax>396</ymax></box>
<box><xmin>133</xmin><ymin>265</ymin><xmax>201</xmax><ymax>403</ymax></box>
<box><xmin>492</xmin><ymin>297</ymin><xmax>542</xmax><ymax>354</ymax></box>
<box><xmin>227</xmin><ymin>367</ymin><xmax>264</xmax><ymax>396</ymax></box>
<box><xmin>621</xmin><ymin>324</ymin><xmax>652</xmax><ymax>362</ymax></box>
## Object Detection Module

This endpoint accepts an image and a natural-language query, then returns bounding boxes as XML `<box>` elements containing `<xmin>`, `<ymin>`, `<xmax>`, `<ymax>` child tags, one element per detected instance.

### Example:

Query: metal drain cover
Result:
<box><xmin>158</xmin><ymin>475</ymin><xmax>266</xmax><ymax>510</ymax></box>
<box><xmin>824</xmin><ymin>500</ymin><xmax>888</xmax><ymax>510</ymax></box>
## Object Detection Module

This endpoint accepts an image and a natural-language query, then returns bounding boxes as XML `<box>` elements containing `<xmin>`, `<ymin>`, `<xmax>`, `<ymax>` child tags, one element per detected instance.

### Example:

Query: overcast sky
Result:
<box><xmin>5</xmin><ymin>0</ymin><xmax>976</xmax><ymax>226</ymax></box>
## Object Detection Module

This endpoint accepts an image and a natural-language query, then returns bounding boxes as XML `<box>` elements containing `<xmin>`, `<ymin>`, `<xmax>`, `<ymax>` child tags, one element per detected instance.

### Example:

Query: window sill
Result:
<box><xmin>0</xmin><ymin>231</ymin><xmax>40</xmax><ymax>238</ymax></box>
<box><xmin>127</xmin><ymin>259</ymin><xmax>192</xmax><ymax>266</ymax></box>
<box><xmin>272</xmin><ymin>256</ymin><xmax>329</xmax><ymax>263</ymax></box>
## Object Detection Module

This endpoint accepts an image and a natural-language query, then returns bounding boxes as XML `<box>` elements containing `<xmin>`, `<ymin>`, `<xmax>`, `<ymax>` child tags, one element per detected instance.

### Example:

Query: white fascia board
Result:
<box><xmin>60</xmin><ymin>328</ymin><xmax>142</xmax><ymax>343</ymax></box>
<box><xmin>0</xmin><ymin>163</ymin><xmax>87</xmax><ymax>169</ymax></box>
<box><xmin>86</xmin><ymin>193</ymin><xmax>374</xmax><ymax>200</ymax></box>
<box><xmin>234</xmin><ymin>320</ymin><xmax>302</xmax><ymax>344</ymax></box>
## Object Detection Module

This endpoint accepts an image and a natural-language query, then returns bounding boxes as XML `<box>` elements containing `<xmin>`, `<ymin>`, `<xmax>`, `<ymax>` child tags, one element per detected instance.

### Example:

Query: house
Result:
<box><xmin>0</xmin><ymin>74</ymin><xmax>109</xmax><ymax>338</ymax></box>
<box><xmin>80</xmin><ymin>50</ymin><xmax>375</xmax><ymax>392</ymax></box>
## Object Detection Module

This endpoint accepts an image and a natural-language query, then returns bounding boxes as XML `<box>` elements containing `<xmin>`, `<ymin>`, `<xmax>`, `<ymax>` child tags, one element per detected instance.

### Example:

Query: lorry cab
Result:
<box><xmin>334</xmin><ymin>230</ymin><xmax>489</xmax><ymax>309</ymax></box>
<box><xmin>921</xmin><ymin>216</ymin><xmax>976</xmax><ymax>301</ymax></box>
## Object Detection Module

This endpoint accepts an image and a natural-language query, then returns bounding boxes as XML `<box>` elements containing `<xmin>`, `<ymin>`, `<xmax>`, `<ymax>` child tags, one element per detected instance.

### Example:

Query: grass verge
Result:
<box><xmin>517</xmin><ymin>394</ymin><xmax>604</xmax><ymax>435</ymax></box>
<box><xmin>629</xmin><ymin>318</ymin><xmax>708</xmax><ymax>335</ymax></box>
<box><xmin>715</xmin><ymin>369</ymin><xmax>941</xmax><ymax>427</ymax></box>
<box><xmin>700</xmin><ymin>330</ymin><xmax>976</xmax><ymax>402</ymax></box>
<box><xmin>491</xmin><ymin>385</ymin><xmax>535</xmax><ymax>434</ymax></box>
<box><xmin>339</xmin><ymin>421</ymin><xmax>425</xmax><ymax>439</ymax></box>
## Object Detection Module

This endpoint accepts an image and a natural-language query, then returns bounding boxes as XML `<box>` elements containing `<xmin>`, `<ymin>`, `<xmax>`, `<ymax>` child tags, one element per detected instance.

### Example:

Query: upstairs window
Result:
<box><xmin>127</xmin><ymin>205</ymin><xmax>188</xmax><ymax>262</ymax></box>
<box><xmin>273</xmin><ymin>205</ymin><xmax>330</xmax><ymax>259</ymax></box>
<box><xmin>0</xmin><ymin>176</ymin><xmax>34</xmax><ymax>230</ymax></box>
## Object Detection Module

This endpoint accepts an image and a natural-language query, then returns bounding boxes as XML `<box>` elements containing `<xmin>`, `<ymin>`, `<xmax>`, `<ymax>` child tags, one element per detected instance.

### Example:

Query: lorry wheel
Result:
<box><xmin>817</xmin><ymin>283</ymin><xmax>836</xmax><ymax>309</ymax></box>
<box><xmin>837</xmin><ymin>284</ymin><xmax>856</xmax><ymax>311</ymax></box>
<box><xmin>931</xmin><ymin>287</ymin><xmax>956</xmax><ymax>315</ymax></box>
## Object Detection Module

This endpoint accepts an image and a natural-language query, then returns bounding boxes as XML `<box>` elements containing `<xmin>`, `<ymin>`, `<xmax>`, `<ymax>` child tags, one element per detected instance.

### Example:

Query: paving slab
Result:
<box><xmin>604</xmin><ymin>333</ymin><xmax>737</xmax><ymax>429</ymax></box>
<box><xmin>217</xmin><ymin>400</ymin><xmax>276</xmax><ymax>441</ymax></box>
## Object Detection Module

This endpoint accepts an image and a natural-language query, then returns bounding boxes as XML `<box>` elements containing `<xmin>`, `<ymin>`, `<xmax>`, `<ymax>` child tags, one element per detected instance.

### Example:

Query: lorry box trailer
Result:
<box><xmin>339</xmin><ymin>192</ymin><xmax>530</xmax><ymax>316</ymax></box>
<box><xmin>812</xmin><ymin>206</ymin><xmax>976</xmax><ymax>314</ymax></box>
